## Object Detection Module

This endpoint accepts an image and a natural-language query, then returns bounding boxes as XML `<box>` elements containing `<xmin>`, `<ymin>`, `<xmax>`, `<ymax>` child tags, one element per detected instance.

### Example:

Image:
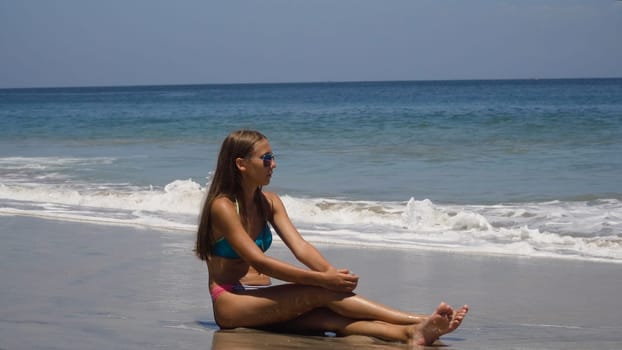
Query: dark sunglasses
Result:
<box><xmin>258</xmin><ymin>153</ymin><xmax>276</xmax><ymax>167</ymax></box>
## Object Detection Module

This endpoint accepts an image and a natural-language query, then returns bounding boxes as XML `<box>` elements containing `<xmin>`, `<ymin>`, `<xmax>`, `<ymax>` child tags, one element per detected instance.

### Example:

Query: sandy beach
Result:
<box><xmin>1</xmin><ymin>215</ymin><xmax>620</xmax><ymax>349</ymax></box>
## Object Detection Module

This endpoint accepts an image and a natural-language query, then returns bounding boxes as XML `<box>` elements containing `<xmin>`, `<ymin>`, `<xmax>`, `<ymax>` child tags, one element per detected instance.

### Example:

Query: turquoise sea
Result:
<box><xmin>1</xmin><ymin>79</ymin><xmax>621</xmax><ymax>262</ymax></box>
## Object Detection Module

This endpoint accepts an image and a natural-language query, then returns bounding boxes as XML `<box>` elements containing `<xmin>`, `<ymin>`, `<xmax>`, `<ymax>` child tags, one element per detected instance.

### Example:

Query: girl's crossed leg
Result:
<box><xmin>212</xmin><ymin>283</ymin><xmax>468</xmax><ymax>345</ymax></box>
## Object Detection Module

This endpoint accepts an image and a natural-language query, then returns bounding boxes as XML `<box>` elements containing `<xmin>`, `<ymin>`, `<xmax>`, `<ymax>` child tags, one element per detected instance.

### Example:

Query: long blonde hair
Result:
<box><xmin>195</xmin><ymin>129</ymin><xmax>268</xmax><ymax>261</ymax></box>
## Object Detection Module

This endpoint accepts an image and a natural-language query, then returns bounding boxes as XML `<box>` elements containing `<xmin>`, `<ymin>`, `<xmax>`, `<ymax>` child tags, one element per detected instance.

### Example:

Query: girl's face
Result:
<box><xmin>243</xmin><ymin>139</ymin><xmax>276</xmax><ymax>187</ymax></box>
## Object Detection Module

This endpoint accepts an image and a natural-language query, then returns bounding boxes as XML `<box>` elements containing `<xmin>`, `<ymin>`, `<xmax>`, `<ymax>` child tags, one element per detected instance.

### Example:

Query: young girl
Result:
<box><xmin>195</xmin><ymin>129</ymin><xmax>468</xmax><ymax>346</ymax></box>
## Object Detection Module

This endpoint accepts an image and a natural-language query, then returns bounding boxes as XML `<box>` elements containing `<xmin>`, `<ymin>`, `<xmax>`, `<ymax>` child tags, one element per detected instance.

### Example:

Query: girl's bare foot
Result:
<box><xmin>435</xmin><ymin>302</ymin><xmax>454</xmax><ymax>321</ymax></box>
<box><xmin>406</xmin><ymin>313</ymin><xmax>449</xmax><ymax>346</ymax></box>
<box><xmin>433</xmin><ymin>302</ymin><xmax>469</xmax><ymax>333</ymax></box>
<box><xmin>447</xmin><ymin>304</ymin><xmax>469</xmax><ymax>333</ymax></box>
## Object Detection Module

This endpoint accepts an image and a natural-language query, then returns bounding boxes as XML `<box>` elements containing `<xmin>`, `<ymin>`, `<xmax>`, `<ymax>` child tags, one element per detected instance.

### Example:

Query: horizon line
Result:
<box><xmin>2</xmin><ymin>76</ymin><xmax>622</xmax><ymax>91</ymax></box>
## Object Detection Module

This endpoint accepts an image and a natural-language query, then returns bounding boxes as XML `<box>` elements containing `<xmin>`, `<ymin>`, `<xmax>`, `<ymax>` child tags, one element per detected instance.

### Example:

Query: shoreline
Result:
<box><xmin>2</xmin><ymin>210</ymin><xmax>620</xmax><ymax>266</ymax></box>
<box><xmin>1</xmin><ymin>215</ymin><xmax>621</xmax><ymax>349</ymax></box>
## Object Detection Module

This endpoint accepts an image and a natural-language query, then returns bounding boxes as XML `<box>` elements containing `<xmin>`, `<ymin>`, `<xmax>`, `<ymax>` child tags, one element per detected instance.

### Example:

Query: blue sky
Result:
<box><xmin>1</xmin><ymin>0</ymin><xmax>621</xmax><ymax>88</ymax></box>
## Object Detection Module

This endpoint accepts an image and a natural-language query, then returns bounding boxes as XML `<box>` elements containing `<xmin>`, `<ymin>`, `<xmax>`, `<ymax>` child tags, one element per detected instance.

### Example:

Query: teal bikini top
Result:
<box><xmin>211</xmin><ymin>200</ymin><xmax>273</xmax><ymax>259</ymax></box>
<box><xmin>212</xmin><ymin>225</ymin><xmax>272</xmax><ymax>259</ymax></box>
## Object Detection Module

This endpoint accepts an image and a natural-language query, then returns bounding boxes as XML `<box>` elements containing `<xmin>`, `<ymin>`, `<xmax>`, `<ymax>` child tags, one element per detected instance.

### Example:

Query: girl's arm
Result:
<box><xmin>210</xmin><ymin>196</ymin><xmax>358</xmax><ymax>292</ymax></box>
<box><xmin>264</xmin><ymin>192</ymin><xmax>343</xmax><ymax>273</ymax></box>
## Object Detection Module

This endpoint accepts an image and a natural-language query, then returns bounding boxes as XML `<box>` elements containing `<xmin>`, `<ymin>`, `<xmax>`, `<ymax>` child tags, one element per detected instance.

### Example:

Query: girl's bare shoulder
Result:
<box><xmin>211</xmin><ymin>196</ymin><xmax>237</xmax><ymax>216</ymax></box>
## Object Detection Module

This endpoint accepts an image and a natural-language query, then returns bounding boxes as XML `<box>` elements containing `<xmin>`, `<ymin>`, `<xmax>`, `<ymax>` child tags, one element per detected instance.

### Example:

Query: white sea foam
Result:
<box><xmin>0</xmin><ymin>156</ymin><xmax>116</xmax><ymax>171</ymax></box>
<box><xmin>0</xmin><ymin>156</ymin><xmax>116</xmax><ymax>184</ymax></box>
<box><xmin>281</xmin><ymin>195</ymin><xmax>622</xmax><ymax>262</ymax></box>
<box><xmin>0</xmin><ymin>179</ymin><xmax>203</xmax><ymax>215</ymax></box>
<box><xmin>1</xmin><ymin>177</ymin><xmax>621</xmax><ymax>263</ymax></box>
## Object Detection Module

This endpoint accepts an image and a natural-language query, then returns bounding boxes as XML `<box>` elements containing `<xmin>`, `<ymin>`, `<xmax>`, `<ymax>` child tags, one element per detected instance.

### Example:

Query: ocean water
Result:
<box><xmin>1</xmin><ymin>79</ymin><xmax>621</xmax><ymax>263</ymax></box>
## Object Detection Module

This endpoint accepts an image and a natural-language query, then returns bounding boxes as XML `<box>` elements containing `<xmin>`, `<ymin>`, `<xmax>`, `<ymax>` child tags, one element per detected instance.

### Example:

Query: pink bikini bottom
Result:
<box><xmin>210</xmin><ymin>283</ymin><xmax>269</xmax><ymax>301</ymax></box>
<box><xmin>210</xmin><ymin>284</ymin><xmax>237</xmax><ymax>301</ymax></box>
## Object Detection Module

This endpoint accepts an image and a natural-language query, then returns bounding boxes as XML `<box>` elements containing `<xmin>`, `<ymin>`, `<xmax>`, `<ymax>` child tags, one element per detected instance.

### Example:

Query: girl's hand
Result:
<box><xmin>321</xmin><ymin>268</ymin><xmax>359</xmax><ymax>292</ymax></box>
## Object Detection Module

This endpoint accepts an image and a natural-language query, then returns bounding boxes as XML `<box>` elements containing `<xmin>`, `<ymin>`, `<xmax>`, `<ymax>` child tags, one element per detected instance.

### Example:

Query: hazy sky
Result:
<box><xmin>1</xmin><ymin>0</ymin><xmax>621</xmax><ymax>88</ymax></box>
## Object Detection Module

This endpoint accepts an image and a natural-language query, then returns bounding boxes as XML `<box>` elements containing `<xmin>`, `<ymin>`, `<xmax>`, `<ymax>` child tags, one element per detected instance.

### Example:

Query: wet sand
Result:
<box><xmin>1</xmin><ymin>215</ymin><xmax>620</xmax><ymax>349</ymax></box>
